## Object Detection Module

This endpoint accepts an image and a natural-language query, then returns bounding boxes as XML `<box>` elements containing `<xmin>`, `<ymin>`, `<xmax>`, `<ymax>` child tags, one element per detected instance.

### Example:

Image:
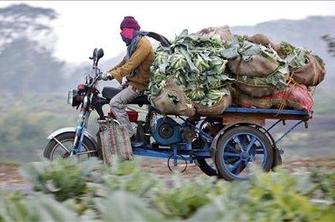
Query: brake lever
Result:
<box><xmin>88</xmin><ymin>74</ymin><xmax>102</xmax><ymax>87</ymax></box>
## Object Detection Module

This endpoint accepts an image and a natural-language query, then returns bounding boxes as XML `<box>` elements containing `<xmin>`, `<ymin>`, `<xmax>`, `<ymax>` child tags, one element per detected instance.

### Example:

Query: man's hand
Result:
<box><xmin>101</xmin><ymin>72</ymin><xmax>113</xmax><ymax>81</ymax></box>
<box><xmin>121</xmin><ymin>76</ymin><xmax>128</xmax><ymax>86</ymax></box>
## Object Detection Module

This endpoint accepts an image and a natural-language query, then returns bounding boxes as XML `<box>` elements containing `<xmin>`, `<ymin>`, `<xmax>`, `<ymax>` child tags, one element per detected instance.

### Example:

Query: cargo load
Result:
<box><xmin>234</xmin><ymin>84</ymin><xmax>314</xmax><ymax>112</ymax></box>
<box><xmin>148</xmin><ymin>29</ymin><xmax>233</xmax><ymax>116</ymax></box>
<box><xmin>147</xmin><ymin>28</ymin><xmax>325</xmax><ymax>116</ymax></box>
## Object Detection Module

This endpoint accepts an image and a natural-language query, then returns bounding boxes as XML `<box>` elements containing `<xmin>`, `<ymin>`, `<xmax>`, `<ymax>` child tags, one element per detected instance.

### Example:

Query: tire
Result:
<box><xmin>195</xmin><ymin>159</ymin><xmax>217</xmax><ymax>176</ymax></box>
<box><xmin>44</xmin><ymin>132</ymin><xmax>97</xmax><ymax>160</ymax></box>
<box><xmin>215</xmin><ymin>126</ymin><xmax>273</xmax><ymax>181</ymax></box>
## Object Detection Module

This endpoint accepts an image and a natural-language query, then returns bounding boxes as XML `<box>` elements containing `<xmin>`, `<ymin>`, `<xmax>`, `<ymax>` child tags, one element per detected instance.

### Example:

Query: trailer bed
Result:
<box><xmin>212</xmin><ymin>107</ymin><xmax>312</xmax><ymax>127</ymax></box>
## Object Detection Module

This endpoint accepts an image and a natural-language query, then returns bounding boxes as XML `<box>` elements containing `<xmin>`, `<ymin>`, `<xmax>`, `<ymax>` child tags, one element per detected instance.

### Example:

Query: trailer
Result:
<box><xmin>128</xmin><ymin>107</ymin><xmax>311</xmax><ymax>181</ymax></box>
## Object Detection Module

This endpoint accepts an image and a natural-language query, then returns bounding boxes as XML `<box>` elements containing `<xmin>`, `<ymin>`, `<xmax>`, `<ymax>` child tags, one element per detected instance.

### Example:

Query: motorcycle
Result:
<box><xmin>44</xmin><ymin>48</ymin><xmax>220</xmax><ymax>175</ymax></box>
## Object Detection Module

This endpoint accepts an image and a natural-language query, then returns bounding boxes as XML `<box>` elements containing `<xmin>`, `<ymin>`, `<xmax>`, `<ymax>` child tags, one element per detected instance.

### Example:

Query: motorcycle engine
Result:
<box><xmin>152</xmin><ymin>117</ymin><xmax>182</xmax><ymax>146</ymax></box>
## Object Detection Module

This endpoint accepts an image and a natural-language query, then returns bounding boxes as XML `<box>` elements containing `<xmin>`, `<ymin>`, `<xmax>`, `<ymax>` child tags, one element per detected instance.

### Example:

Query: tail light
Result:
<box><xmin>127</xmin><ymin>110</ymin><xmax>139</xmax><ymax>122</ymax></box>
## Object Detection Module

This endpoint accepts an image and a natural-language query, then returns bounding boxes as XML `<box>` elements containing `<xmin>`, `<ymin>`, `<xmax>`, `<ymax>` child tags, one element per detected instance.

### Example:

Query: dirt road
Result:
<box><xmin>1</xmin><ymin>158</ymin><xmax>334</xmax><ymax>191</ymax></box>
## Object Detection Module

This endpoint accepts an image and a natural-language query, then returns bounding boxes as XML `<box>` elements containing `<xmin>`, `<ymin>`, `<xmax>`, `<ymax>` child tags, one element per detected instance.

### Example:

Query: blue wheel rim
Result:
<box><xmin>221</xmin><ymin>132</ymin><xmax>268</xmax><ymax>179</ymax></box>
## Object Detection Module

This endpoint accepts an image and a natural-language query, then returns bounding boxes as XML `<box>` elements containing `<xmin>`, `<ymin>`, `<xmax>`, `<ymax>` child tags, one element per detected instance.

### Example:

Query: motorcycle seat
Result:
<box><xmin>102</xmin><ymin>87</ymin><xmax>150</xmax><ymax>105</ymax></box>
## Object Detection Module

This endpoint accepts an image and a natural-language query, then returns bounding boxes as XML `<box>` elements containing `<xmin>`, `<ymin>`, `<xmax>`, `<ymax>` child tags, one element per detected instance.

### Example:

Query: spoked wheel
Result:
<box><xmin>215</xmin><ymin>126</ymin><xmax>273</xmax><ymax>181</ymax></box>
<box><xmin>43</xmin><ymin>132</ymin><xmax>97</xmax><ymax>160</ymax></box>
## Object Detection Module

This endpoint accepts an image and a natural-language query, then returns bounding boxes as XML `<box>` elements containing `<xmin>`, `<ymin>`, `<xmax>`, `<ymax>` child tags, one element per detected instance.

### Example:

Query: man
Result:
<box><xmin>101</xmin><ymin>16</ymin><xmax>154</xmax><ymax>137</ymax></box>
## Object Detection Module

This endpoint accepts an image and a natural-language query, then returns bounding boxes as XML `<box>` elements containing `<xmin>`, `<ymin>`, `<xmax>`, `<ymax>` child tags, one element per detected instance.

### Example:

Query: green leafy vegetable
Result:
<box><xmin>148</xmin><ymin>29</ymin><xmax>233</xmax><ymax>107</ymax></box>
<box><xmin>1</xmin><ymin>158</ymin><xmax>333</xmax><ymax>222</ymax></box>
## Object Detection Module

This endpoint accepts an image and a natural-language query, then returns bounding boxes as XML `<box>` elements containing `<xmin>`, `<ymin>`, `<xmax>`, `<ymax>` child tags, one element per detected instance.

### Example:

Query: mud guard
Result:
<box><xmin>47</xmin><ymin>127</ymin><xmax>98</xmax><ymax>150</ymax></box>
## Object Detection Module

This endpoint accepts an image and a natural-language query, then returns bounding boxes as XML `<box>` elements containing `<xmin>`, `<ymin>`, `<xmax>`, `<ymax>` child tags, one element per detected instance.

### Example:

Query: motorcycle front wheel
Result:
<box><xmin>43</xmin><ymin>132</ymin><xmax>97</xmax><ymax>160</ymax></box>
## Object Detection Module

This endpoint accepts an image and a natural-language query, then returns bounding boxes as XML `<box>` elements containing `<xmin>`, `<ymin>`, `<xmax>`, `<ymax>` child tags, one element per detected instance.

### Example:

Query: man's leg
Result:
<box><xmin>109</xmin><ymin>86</ymin><xmax>140</xmax><ymax>136</ymax></box>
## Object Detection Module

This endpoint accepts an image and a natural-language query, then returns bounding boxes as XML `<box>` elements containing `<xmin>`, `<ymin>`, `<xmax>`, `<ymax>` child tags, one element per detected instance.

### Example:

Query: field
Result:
<box><xmin>0</xmin><ymin>94</ymin><xmax>334</xmax><ymax>221</ymax></box>
<box><xmin>0</xmin><ymin>158</ymin><xmax>334</xmax><ymax>222</ymax></box>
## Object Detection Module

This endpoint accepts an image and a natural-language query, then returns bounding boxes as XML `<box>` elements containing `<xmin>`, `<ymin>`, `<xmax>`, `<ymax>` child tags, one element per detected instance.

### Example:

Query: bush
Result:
<box><xmin>0</xmin><ymin>158</ymin><xmax>333</xmax><ymax>221</ymax></box>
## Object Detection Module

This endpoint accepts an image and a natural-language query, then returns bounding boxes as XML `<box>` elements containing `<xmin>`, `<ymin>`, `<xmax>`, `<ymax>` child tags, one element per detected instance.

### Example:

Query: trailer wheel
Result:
<box><xmin>215</xmin><ymin>126</ymin><xmax>273</xmax><ymax>181</ymax></box>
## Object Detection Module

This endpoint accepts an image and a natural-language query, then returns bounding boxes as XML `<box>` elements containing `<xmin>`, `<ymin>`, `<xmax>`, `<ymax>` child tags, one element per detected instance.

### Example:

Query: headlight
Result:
<box><xmin>67</xmin><ymin>89</ymin><xmax>84</xmax><ymax>107</ymax></box>
<box><xmin>67</xmin><ymin>90</ymin><xmax>73</xmax><ymax>104</ymax></box>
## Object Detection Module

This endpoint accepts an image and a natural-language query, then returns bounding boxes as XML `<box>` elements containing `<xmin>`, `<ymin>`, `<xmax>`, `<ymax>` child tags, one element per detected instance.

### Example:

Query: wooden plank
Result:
<box><xmin>222</xmin><ymin>114</ymin><xmax>265</xmax><ymax>126</ymax></box>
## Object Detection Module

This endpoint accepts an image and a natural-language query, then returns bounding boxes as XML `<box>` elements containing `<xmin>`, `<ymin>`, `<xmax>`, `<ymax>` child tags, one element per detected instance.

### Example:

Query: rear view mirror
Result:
<box><xmin>90</xmin><ymin>48</ymin><xmax>98</xmax><ymax>60</ymax></box>
<box><xmin>93</xmin><ymin>48</ymin><xmax>98</xmax><ymax>58</ymax></box>
<box><xmin>97</xmin><ymin>48</ymin><xmax>104</xmax><ymax>60</ymax></box>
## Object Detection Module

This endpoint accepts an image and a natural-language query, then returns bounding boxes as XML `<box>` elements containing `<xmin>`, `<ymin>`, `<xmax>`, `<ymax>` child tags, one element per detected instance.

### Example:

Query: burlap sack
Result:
<box><xmin>114</xmin><ymin>125</ymin><xmax>133</xmax><ymax>160</ymax></box>
<box><xmin>228</xmin><ymin>55</ymin><xmax>279</xmax><ymax>77</ymax></box>
<box><xmin>271</xmin><ymin>84</ymin><xmax>314</xmax><ymax>111</ymax></box>
<box><xmin>233</xmin><ymin>84</ymin><xmax>313</xmax><ymax>112</ymax></box>
<box><xmin>198</xmin><ymin>26</ymin><xmax>233</xmax><ymax>42</ymax></box>
<box><xmin>151</xmin><ymin>77</ymin><xmax>196</xmax><ymax>117</ymax></box>
<box><xmin>247</xmin><ymin>33</ymin><xmax>280</xmax><ymax>51</ymax></box>
<box><xmin>233</xmin><ymin>93</ymin><xmax>273</xmax><ymax>109</ymax></box>
<box><xmin>98</xmin><ymin>119</ymin><xmax>133</xmax><ymax>165</ymax></box>
<box><xmin>195</xmin><ymin>93</ymin><xmax>232</xmax><ymax>116</ymax></box>
<box><xmin>291</xmin><ymin>54</ymin><xmax>326</xmax><ymax>86</ymax></box>
<box><xmin>236</xmin><ymin>83</ymin><xmax>275</xmax><ymax>98</ymax></box>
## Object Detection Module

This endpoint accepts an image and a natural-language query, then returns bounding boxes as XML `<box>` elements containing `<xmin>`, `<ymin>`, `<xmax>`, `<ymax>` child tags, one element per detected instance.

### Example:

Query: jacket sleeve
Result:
<box><xmin>110</xmin><ymin>38</ymin><xmax>151</xmax><ymax>83</ymax></box>
<box><xmin>106</xmin><ymin>56</ymin><xmax>127</xmax><ymax>73</ymax></box>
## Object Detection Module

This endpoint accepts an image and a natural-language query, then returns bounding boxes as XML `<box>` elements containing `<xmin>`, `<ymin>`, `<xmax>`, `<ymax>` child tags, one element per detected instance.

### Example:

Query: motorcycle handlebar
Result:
<box><xmin>89</xmin><ymin>70</ymin><xmax>103</xmax><ymax>87</ymax></box>
<box><xmin>83</xmin><ymin>48</ymin><xmax>105</xmax><ymax>87</ymax></box>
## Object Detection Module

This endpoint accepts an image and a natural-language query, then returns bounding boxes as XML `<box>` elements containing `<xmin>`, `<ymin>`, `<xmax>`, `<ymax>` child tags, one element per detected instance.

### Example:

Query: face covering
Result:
<box><xmin>120</xmin><ymin>28</ymin><xmax>136</xmax><ymax>45</ymax></box>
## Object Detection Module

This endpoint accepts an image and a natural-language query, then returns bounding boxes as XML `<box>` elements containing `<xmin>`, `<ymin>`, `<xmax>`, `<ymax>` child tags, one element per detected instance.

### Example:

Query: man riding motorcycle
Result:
<box><xmin>101</xmin><ymin>16</ymin><xmax>154</xmax><ymax>137</ymax></box>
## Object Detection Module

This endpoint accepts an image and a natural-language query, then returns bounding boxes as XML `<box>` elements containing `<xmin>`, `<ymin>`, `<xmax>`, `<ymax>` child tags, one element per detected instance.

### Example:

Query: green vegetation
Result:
<box><xmin>0</xmin><ymin>4</ymin><xmax>68</xmax><ymax>95</ymax></box>
<box><xmin>0</xmin><ymin>4</ymin><xmax>97</xmax><ymax>162</ymax></box>
<box><xmin>0</xmin><ymin>158</ymin><xmax>333</xmax><ymax>221</ymax></box>
<box><xmin>0</xmin><ymin>93</ymin><xmax>101</xmax><ymax>162</ymax></box>
<box><xmin>148</xmin><ymin>29</ymin><xmax>232</xmax><ymax>106</ymax></box>
<box><xmin>0</xmin><ymin>94</ymin><xmax>71</xmax><ymax>162</ymax></box>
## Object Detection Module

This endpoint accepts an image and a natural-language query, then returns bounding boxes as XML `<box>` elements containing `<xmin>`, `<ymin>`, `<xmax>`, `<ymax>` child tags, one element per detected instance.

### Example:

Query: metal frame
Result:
<box><xmin>273</xmin><ymin>120</ymin><xmax>305</xmax><ymax>144</ymax></box>
<box><xmin>224</xmin><ymin>107</ymin><xmax>309</xmax><ymax>116</ymax></box>
<box><xmin>131</xmin><ymin>108</ymin><xmax>311</xmax><ymax>164</ymax></box>
<box><xmin>132</xmin><ymin>147</ymin><xmax>211</xmax><ymax>160</ymax></box>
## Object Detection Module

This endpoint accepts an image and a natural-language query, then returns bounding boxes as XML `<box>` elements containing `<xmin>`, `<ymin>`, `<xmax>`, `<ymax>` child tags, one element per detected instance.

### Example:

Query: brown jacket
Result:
<box><xmin>107</xmin><ymin>37</ymin><xmax>154</xmax><ymax>91</ymax></box>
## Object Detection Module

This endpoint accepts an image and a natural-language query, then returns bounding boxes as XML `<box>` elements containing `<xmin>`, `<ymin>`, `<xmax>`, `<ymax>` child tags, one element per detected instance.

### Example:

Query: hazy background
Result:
<box><xmin>0</xmin><ymin>1</ymin><xmax>334</xmax><ymax>163</ymax></box>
